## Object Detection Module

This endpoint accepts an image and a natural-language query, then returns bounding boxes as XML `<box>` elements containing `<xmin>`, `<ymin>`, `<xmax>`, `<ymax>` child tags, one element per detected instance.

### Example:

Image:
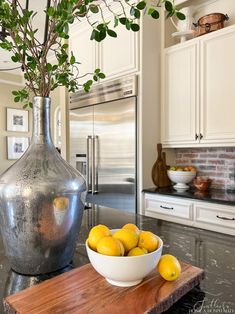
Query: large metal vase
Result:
<box><xmin>0</xmin><ymin>96</ymin><xmax>86</xmax><ymax>275</ymax></box>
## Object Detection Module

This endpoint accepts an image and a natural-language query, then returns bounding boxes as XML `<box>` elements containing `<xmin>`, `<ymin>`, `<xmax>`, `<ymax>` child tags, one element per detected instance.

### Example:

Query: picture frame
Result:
<box><xmin>7</xmin><ymin>137</ymin><xmax>29</xmax><ymax>160</ymax></box>
<box><xmin>6</xmin><ymin>108</ymin><xmax>29</xmax><ymax>132</ymax></box>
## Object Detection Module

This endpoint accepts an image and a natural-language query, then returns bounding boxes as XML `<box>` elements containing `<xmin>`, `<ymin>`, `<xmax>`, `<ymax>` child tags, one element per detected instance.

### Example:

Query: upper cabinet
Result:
<box><xmin>69</xmin><ymin>22</ymin><xmax>98</xmax><ymax>85</ymax></box>
<box><xmin>99</xmin><ymin>22</ymin><xmax>139</xmax><ymax>79</ymax></box>
<box><xmin>162</xmin><ymin>41</ymin><xmax>198</xmax><ymax>145</ymax></box>
<box><xmin>162</xmin><ymin>25</ymin><xmax>235</xmax><ymax>147</ymax></box>
<box><xmin>69</xmin><ymin>17</ymin><xmax>139</xmax><ymax>84</ymax></box>
<box><xmin>200</xmin><ymin>27</ymin><xmax>235</xmax><ymax>144</ymax></box>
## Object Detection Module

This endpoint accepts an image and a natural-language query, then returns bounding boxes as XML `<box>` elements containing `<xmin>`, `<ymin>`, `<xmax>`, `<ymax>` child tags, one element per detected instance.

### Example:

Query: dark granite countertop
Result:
<box><xmin>143</xmin><ymin>187</ymin><xmax>235</xmax><ymax>207</ymax></box>
<box><xmin>0</xmin><ymin>207</ymin><xmax>235</xmax><ymax>313</ymax></box>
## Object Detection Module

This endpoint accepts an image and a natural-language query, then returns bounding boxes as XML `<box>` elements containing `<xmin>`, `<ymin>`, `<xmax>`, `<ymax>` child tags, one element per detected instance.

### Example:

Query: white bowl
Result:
<box><xmin>85</xmin><ymin>230</ymin><xmax>163</xmax><ymax>287</ymax></box>
<box><xmin>167</xmin><ymin>170</ymin><xmax>196</xmax><ymax>191</ymax></box>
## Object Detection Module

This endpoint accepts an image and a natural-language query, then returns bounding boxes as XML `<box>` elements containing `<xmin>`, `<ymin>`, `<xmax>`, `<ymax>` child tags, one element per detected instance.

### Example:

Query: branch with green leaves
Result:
<box><xmin>0</xmin><ymin>0</ymin><xmax>184</xmax><ymax>108</ymax></box>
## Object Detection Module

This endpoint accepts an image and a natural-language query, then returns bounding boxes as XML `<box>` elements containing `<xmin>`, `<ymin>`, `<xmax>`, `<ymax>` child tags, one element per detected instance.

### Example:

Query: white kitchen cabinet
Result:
<box><xmin>194</xmin><ymin>202</ymin><xmax>235</xmax><ymax>236</ymax></box>
<box><xmin>200</xmin><ymin>26</ymin><xmax>235</xmax><ymax>144</ymax></box>
<box><xmin>144</xmin><ymin>193</ymin><xmax>194</xmax><ymax>226</ymax></box>
<box><xmin>144</xmin><ymin>193</ymin><xmax>235</xmax><ymax>235</ymax></box>
<box><xmin>69</xmin><ymin>22</ymin><xmax>98</xmax><ymax>85</ymax></box>
<box><xmin>162</xmin><ymin>25</ymin><xmax>235</xmax><ymax>147</ymax></box>
<box><xmin>99</xmin><ymin>23</ymin><xmax>139</xmax><ymax>80</ymax></box>
<box><xmin>69</xmin><ymin>18</ymin><xmax>139</xmax><ymax>84</ymax></box>
<box><xmin>162</xmin><ymin>41</ymin><xmax>198</xmax><ymax>145</ymax></box>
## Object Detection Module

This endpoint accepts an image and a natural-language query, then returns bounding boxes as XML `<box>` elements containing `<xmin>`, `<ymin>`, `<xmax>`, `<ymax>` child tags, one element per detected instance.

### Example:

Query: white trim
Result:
<box><xmin>0</xmin><ymin>78</ymin><xmax>24</xmax><ymax>87</ymax></box>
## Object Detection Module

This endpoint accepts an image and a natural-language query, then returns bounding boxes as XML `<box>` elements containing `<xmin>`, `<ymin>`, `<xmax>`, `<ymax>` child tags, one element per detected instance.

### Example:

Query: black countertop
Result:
<box><xmin>0</xmin><ymin>207</ymin><xmax>235</xmax><ymax>313</ymax></box>
<box><xmin>143</xmin><ymin>187</ymin><xmax>235</xmax><ymax>207</ymax></box>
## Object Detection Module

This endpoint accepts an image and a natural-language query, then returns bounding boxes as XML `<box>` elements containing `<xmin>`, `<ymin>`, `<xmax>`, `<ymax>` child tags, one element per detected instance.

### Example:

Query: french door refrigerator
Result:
<box><xmin>69</xmin><ymin>75</ymin><xmax>137</xmax><ymax>213</ymax></box>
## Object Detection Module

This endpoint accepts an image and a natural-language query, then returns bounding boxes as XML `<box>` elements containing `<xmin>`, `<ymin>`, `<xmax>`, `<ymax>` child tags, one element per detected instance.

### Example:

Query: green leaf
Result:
<box><xmin>98</xmin><ymin>73</ymin><xmax>105</xmax><ymax>79</ymax></box>
<box><xmin>62</xmin><ymin>43</ymin><xmax>69</xmax><ymax>49</ymax></box>
<box><xmin>93</xmin><ymin>75</ymin><xmax>98</xmax><ymax>81</ymax></box>
<box><xmin>150</xmin><ymin>9</ymin><xmax>160</xmax><ymax>19</ymax></box>
<box><xmin>165</xmin><ymin>1</ymin><xmax>173</xmax><ymax>13</ymax></box>
<box><xmin>136</xmin><ymin>1</ymin><xmax>146</xmax><ymax>10</ymax></box>
<box><xmin>130</xmin><ymin>6</ymin><xmax>135</xmax><ymax>16</ymax></box>
<box><xmin>45</xmin><ymin>63</ymin><xmax>52</xmax><ymax>71</ymax></box>
<box><xmin>125</xmin><ymin>20</ymin><xmax>131</xmax><ymax>30</ymax></box>
<box><xmin>70</xmin><ymin>55</ymin><xmax>76</xmax><ymax>64</ymax></box>
<box><xmin>176</xmin><ymin>11</ymin><xmax>186</xmax><ymax>20</ymax></box>
<box><xmin>99</xmin><ymin>29</ymin><xmax>106</xmax><ymax>41</ymax></box>
<box><xmin>119</xmin><ymin>17</ymin><xmax>127</xmax><ymax>25</ymax></box>
<box><xmin>11</xmin><ymin>54</ymin><xmax>20</xmax><ymax>63</ymax></box>
<box><xmin>95</xmin><ymin>68</ymin><xmax>101</xmax><ymax>74</ymax></box>
<box><xmin>114</xmin><ymin>16</ymin><xmax>119</xmax><ymax>27</ymax></box>
<box><xmin>47</xmin><ymin>7</ymin><xmax>54</xmax><ymax>16</ymax></box>
<box><xmin>130</xmin><ymin>23</ymin><xmax>140</xmax><ymax>32</ymax></box>
<box><xmin>14</xmin><ymin>96</ymin><xmax>20</xmax><ymax>102</ymax></box>
<box><xmin>90</xmin><ymin>29</ymin><xmax>98</xmax><ymax>40</ymax></box>
<box><xmin>134</xmin><ymin>9</ymin><xmax>141</xmax><ymax>19</ymax></box>
<box><xmin>107</xmin><ymin>29</ymin><xmax>117</xmax><ymax>38</ymax></box>
<box><xmin>90</xmin><ymin>4</ymin><xmax>99</xmax><ymax>13</ymax></box>
<box><xmin>97</xmin><ymin>23</ymin><xmax>105</xmax><ymax>31</ymax></box>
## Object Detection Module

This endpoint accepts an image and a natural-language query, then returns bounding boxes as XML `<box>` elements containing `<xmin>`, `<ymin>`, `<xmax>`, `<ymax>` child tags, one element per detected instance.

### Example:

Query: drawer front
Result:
<box><xmin>195</xmin><ymin>204</ymin><xmax>235</xmax><ymax>229</ymax></box>
<box><xmin>145</xmin><ymin>196</ymin><xmax>193</xmax><ymax>220</ymax></box>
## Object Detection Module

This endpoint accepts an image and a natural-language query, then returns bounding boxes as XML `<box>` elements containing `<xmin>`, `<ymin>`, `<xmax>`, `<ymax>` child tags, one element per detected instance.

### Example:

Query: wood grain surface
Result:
<box><xmin>4</xmin><ymin>261</ymin><xmax>204</xmax><ymax>314</ymax></box>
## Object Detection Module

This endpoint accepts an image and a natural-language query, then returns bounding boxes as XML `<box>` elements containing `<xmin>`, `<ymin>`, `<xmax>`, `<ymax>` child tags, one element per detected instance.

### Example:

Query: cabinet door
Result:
<box><xmin>69</xmin><ymin>22</ymin><xmax>98</xmax><ymax>85</ymax></box>
<box><xmin>200</xmin><ymin>27</ymin><xmax>235</xmax><ymax>144</ymax></box>
<box><xmin>99</xmin><ymin>23</ymin><xmax>139</xmax><ymax>79</ymax></box>
<box><xmin>162</xmin><ymin>42</ymin><xmax>198</xmax><ymax>146</ymax></box>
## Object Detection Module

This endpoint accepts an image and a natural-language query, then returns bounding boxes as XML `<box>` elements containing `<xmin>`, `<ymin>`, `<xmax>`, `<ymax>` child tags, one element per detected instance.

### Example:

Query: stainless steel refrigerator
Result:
<box><xmin>69</xmin><ymin>75</ymin><xmax>137</xmax><ymax>213</ymax></box>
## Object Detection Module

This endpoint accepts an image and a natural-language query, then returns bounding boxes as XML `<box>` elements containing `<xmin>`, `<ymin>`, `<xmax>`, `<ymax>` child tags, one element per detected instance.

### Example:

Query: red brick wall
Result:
<box><xmin>174</xmin><ymin>148</ymin><xmax>235</xmax><ymax>190</ymax></box>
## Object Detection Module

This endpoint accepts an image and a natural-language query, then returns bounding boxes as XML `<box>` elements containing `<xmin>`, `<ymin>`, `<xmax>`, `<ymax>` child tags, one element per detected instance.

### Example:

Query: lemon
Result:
<box><xmin>157</xmin><ymin>254</ymin><xmax>181</xmax><ymax>281</ymax></box>
<box><xmin>138</xmin><ymin>231</ymin><xmax>158</xmax><ymax>252</ymax></box>
<box><xmin>87</xmin><ymin>224</ymin><xmax>111</xmax><ymax>251</ymax></box>
<box><xmin>122</xmin><ymin>223</ymin><xmax>140</xmax><ymax>235</ymax></box>
<box><xmin>53</xmin><ymin>197</ymin><xmax>69</xmax><ymax>211</ymax></box>
<box><xmin>113</xmin><ymin>229</ymin><xmax>139</xmax><ymax>253</ymax></box>
<box><xmin>127</xmin><ymin>247</ymin><xmax>147</xmax><ymax>256</ymax></box>
<box><xmin>97</xmin><ymin>236</ymin><xmax>124</xmax><ymax>256</ymax></box>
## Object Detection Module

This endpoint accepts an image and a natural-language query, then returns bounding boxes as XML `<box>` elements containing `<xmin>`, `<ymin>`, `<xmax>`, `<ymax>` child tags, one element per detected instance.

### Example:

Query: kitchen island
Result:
<box><xmin>0</xmin><ymin>206</ymin><xmax>234</xmax><ymax>313</ymax></box>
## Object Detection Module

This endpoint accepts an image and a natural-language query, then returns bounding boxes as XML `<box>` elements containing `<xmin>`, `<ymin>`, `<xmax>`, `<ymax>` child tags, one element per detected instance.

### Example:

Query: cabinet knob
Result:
<box><xmin>195</xmin><ymin>133</ymin><xmax>199</xmax><ymax>140</ymax></box>
<box><xmin>199</xmin><ymin>133</ymin><xmax>203</xmax><ymax>140</ymax></box>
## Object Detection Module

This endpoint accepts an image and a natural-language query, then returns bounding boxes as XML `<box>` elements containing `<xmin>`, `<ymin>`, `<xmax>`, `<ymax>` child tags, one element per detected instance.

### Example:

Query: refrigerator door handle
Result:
<box><xmin>92</xmin><ymin>135</ymin><xmax>99</xmax><ymax>194</ymax></box>
<box><xmin>87</xmin><ymin>136</ymin><xmax>92</xmax><ymax>193</ymax></box>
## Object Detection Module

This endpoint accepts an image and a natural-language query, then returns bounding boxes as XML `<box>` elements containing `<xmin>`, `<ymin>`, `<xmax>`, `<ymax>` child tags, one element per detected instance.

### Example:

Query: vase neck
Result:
<box><xmin>31</xmin><ymin>96</ymin><xmax>53</xmax><ymax>145</ymax></box>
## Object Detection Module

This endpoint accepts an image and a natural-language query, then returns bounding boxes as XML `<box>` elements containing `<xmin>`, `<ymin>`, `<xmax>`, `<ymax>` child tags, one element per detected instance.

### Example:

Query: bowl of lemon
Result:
<box><xmin>86</xmin><ymin>223</ymin><xmax>178</xmax><ymax>287</ymax></box>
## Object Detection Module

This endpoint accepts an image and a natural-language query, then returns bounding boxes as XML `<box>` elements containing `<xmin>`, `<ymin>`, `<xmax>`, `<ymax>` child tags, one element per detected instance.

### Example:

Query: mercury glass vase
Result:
<box><xmin>0</xmin><ymin>96</ymin><xmax>86</xmax><ymax>275</ymax></box>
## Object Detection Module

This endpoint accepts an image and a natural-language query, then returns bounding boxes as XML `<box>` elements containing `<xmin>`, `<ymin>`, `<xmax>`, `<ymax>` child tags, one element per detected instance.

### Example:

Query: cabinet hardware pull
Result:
<box><xmin>160</xmin><ymin>205</ymin><xmax>174</xmax><ymax>210</ymax></box>
<box><xmin>195</xmin><ymin>133</ymin><xmax>199</xmax><ymax>140</ymax></box>
<box><xmin>216</xmin><ymin>215</ymin><xmax>235</xmax><ymax>221</ymax></box>
<box><xmin>199</xmin><ymin>133</ymin><xmax>203</xmax><ymax>140</ymax></box>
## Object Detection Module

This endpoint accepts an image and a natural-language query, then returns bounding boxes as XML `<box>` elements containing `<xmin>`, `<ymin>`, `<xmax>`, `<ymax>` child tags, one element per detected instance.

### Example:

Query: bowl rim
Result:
<box><xmin>167</xmin><ymin>170</ymin><xmax>196</xmax><ymax>174</ymax></box>
<box><xmin>85</xmin><ymin>229</ymin><xmax>163</xmax><ymax>259</ymax></box>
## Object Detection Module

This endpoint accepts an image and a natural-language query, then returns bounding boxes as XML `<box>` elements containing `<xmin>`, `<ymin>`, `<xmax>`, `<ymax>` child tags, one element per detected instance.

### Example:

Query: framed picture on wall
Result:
<box><xmin>6</xmin><ymin>108</ymin><xmax>29</xmax><ymax>132</ymax></box>
<box><xmin>7</xmin><ymin>137</ymin><xmax>29</xmax><ymax>160</ymax></box>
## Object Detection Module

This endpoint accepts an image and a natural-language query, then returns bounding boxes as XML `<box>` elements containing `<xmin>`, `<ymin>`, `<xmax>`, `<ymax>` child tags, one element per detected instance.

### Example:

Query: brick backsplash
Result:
<box><xmin>174</xmin><ymin>148</ymin><xmax>235</xmax><ymax>190</ymax></box>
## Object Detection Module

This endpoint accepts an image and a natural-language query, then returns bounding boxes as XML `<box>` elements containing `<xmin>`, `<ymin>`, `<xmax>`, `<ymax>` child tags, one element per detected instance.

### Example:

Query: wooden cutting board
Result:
<box><xmin>4</xmin><ymin>261</ymin><xmax>204</xmax><ymax>314</ymax></box>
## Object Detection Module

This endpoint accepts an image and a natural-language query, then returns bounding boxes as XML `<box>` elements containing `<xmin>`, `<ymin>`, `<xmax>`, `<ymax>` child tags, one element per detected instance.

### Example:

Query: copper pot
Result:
<box><xmin>193</xmin><ymin>13</ymin><xmax>229</xmax><ymax>36</ymax></box>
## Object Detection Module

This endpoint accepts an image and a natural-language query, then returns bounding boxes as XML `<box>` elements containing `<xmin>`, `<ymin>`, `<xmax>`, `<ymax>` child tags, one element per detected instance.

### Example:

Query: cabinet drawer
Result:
<box><xmin>195</xmin><ymin>204</ymin><xmax>235</xmax><ymax>230</ymax></box>
<box><xmin>145</xmin><ymin>195</ymin><xmax>193</xmax><ymax>220</ymax></box>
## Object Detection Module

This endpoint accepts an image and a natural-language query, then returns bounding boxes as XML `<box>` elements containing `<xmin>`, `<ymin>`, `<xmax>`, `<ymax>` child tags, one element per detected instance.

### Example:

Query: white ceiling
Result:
<box><xmin>0</xmin><ymin>0</ymin><xmax>49</xmax><ymax>73</ymax></box>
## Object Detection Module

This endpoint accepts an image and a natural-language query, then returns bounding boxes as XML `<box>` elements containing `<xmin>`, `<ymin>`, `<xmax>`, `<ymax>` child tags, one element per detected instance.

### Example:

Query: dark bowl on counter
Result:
<box><xmin>193</xmin><ymin>177</ymin><xmax>212</xmax><ymax>191</ymax></box>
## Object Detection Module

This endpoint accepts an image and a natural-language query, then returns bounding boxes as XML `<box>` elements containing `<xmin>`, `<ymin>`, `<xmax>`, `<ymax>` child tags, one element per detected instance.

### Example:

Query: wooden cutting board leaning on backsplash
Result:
<box><xmin>152</xmin><ymin>143</ymin><xmax>172</xmax><ymax>188</ymax></box>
